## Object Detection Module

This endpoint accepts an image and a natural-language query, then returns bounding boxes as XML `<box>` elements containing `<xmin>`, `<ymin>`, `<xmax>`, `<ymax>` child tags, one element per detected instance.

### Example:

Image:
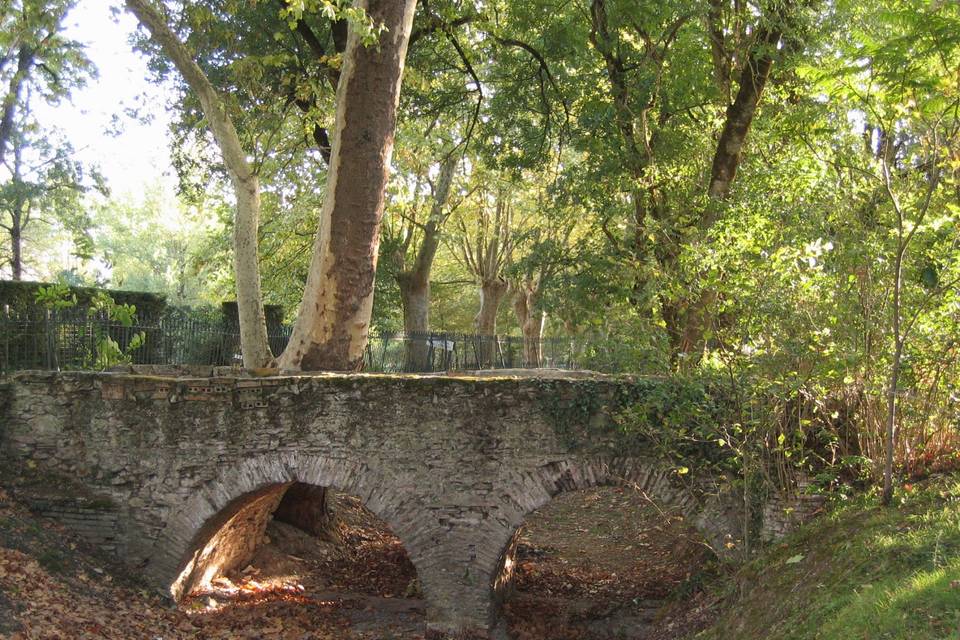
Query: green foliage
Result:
<box><xmin>33</xmin><ymin>283</ymin><xmax>76</xmax><ymax>311</ymax></box>
<box><xmin>88</xmin><ymin>185</ymin><xmax>221</xmax><ymax>307</ymax></box>
<box><xmin>278</xmin><ymin>1</ymin><xmax>384</xmax><ymax>47</ymax></box>
<box><xmin>33</xmin><ymin>284</ymin><xmax>146</xmax><ymax>370</ymax></box>
<box><xmin>613</xmin><ymin>376</ymin><xmax>736</xmax><ymax>470</ymax></box>
<box><xmin>0</xmin><ymin>0</ymin><xmax>102</xmax><ymax>278</ymax></box>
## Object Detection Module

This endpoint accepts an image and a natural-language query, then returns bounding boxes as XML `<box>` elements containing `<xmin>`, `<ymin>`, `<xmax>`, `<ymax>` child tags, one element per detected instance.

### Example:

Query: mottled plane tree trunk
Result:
<box><xmin>278</xmin><ymin>0</ymin><xmax>419</xmax><ymax>372</ymax></box>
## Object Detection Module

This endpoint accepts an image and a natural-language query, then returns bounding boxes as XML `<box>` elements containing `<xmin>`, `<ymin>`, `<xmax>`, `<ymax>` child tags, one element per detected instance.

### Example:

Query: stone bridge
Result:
<box><xmin>0</xmin><ymin>369</ymin><xmax>747</xmax><ymax>637</ymax></box>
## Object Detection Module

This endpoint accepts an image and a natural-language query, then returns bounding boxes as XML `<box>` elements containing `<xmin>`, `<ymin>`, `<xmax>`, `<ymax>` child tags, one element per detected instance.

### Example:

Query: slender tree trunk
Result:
<box><xmin>232</xmin><ymin>174</ymin><xmax>272</xmax><ymax>367</ymax></box>
<box><xmin>524</xmin><ymin>313</ymin><xmax>545</xmax><ymax>366</ymax></box>
<box><xmin>9</xmin><ymin>144</ymin><xmax>24</xmax><ymax>281</ymax></box>
<box><xmin>125</xmin><ymin>0</ymin><xmax>272</xmax><ymax>368</ymax></box>
<box><xmin>278</xmin><ymin>0</ymin><xmax>418</xmax><ymax>372</ymax></box>
<box><xmin>10</xmin><ymin>211</ymin><xmax>23</xmax><ymax>280</ymax></box>
<box><xmin>10</xmin><ymin>201</ymin><xmax>22</xmax><ymax>281</ymax></box>
<box><xmin>882</xmin><ymin>246</ymin><xmax>905</xmax><ymax>506</ymax></box>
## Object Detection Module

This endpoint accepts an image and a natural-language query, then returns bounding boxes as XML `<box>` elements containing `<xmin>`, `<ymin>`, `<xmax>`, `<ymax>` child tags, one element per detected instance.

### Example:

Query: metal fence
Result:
<box><xmin>0</xmin><ymin>308</ymin><xmax>579</xmax><ymax>373</ymax></box>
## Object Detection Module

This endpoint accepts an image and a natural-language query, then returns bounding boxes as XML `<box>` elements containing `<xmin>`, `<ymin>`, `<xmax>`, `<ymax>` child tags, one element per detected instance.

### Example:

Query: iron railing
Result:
<box><xmin>0</xmin><ymin>308</ymin><xmax>580</xmax><ymax>373</ymax></box>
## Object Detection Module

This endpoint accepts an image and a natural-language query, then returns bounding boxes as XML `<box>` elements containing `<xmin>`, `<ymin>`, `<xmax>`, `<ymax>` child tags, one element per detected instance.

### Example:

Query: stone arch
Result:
<box><xmin>487</xmin><ymin>456</ymin><xmax>742</xmax><ymax>605</ymax></box>
<box><xmin>149</xmin><ymin>451</ymin><xmax>427</xmax><ymax>601</ymax></box>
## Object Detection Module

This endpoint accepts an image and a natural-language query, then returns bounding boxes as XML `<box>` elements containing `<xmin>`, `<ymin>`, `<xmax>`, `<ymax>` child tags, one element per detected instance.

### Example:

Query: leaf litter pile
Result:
<box><xmin>0</xmin><ymin>486</ymin><xmax>717</xmax><ymax>639</ymax></box>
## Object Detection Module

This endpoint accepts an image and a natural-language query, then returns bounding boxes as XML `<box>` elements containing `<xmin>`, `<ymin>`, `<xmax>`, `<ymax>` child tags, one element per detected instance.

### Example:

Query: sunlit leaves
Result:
<box><xmin>278</xmin><ymin>0</ymin><xmax>384</xmax><ymax>47</ymax></box>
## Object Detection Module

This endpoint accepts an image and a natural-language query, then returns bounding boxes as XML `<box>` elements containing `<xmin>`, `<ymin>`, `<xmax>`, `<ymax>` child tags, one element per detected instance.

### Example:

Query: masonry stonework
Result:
<box><xmin>0</xmin><ymin>370</ymin><xmax>746</xmax><ymax>637</ymax></box>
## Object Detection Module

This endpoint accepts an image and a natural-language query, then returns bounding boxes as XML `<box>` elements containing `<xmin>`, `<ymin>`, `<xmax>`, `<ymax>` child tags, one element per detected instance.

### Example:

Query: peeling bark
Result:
<box><xmin>278</xmin><ymin>0</ymin><xmax>418</xmax><ymax>372</ymax></box>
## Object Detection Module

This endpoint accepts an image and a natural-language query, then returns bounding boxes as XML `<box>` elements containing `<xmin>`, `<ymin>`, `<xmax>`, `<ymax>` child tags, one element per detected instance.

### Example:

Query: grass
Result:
<box><xmin>692</xmin><ymin>474</ymin><xmax>960</xmax><ymax>640</ymax></box>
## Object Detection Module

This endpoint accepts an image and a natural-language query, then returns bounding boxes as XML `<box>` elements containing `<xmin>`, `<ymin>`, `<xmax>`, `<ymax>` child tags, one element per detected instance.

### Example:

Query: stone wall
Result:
<box><xmin>0</xmin><ymin>370</ymin><xmax>763</xmax><ymax>637</ymax></box>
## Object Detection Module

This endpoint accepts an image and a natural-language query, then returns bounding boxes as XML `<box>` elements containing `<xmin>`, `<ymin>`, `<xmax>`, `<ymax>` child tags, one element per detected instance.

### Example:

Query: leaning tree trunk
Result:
<box><xmin>676</xmin><ymin>4</ymin><xmax>791</xmax><ymax>364</ymax></box>
<box><xmin>278</xmin><ymin>0</ymin><xmax>418</xmax><ymax>372</ymax></box>
<box><xmin>474</xmin><ymin>278</ymin><xmax>508</xmax><ymax>367</ymax></box>
<box><xmin>705</xmin><ymin>21</ymin><xmax>783</xmax><ymax>203</ymax></box>
<box><xmin>125</xmin><ymin>0</ymin><xmax>272</xmax><ymax>368</ymax></box>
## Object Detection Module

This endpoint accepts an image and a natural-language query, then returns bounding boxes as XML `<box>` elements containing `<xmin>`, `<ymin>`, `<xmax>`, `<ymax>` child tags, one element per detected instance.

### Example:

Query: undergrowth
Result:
<box><xmin>691</xmin><ymin>473</ymin><xmax>960</xmax><ymax>640</ymax></box>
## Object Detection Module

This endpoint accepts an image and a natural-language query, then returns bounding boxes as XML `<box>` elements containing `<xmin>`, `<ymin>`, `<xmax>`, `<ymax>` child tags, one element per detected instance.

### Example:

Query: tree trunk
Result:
<box><xmin>676</xmin><ymin>4</ymin><xmax>791</xmax><ymax>364</ymax></box>
<box><xmin>475</xmin><ymin>278</ymin><xmax>508</xmax><ymax>335</ymax></box>
<box><xmin>398</xmin><ymin>274</ymin><xmax>431</xmax><ymax>370</ymax></box>
<box><xmin>9</xmin><ymin>144</ymin><xmax>24</xmax><ymax>281</ymax></box>
<box><xmin>125</xmin><ymin>0</ymin><xmax>272</xmax><ymax>368</ymax></box>
<box><xmin>395</xmin><ymin>154</ymin><xmax>456</xmax><ymax>371</ymax></box>
<box><xmin>474</xmin><ymin>278</ymin><xmax>508</xmax><ymax>367</ymax></box>
<box><xmin>232</xmin><ymin>174</ymin><xmax>272</xmax><ymax>368</ymax></box>
<box><xmin>0</xmin><ymin>46</ymin><xmax>33</xmax><ymax>166</ymax></box>
<box><xmin>882</xmin><ymin>245</ymin><xmax>905</xmax><ymax>506</ymax></box>
<box><xmin>705</xmin><ymin>7</ymin><xmax>787</xmax><ymax>204</ymax></box>
<box><xmin>512</xmin><ymin>282</ymin><xmax>543</xmax><ymax>367</ymax></box>
<box><xmin>10</xmin><ymin>201</ymin><xmax>22</xmax><ymax>281</ymax></box>
<box><xmin>706</xmin><ymin>0</ymin><xmax>731</xmax><ymax>104</ymax></box>
<box><xmin>278</xmin><ymin>0</ymin><xmax>418</xmax><ymax>372</ymax></box>
<box><xmin>274</xmin><ymin>483</ymin><xmax>341</xmax><ymax>543</ymax></box>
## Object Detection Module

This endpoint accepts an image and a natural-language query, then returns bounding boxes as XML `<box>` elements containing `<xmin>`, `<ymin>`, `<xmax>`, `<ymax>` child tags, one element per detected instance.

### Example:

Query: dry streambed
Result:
<box><xmin>0</xmin><ymin>487</ymin><xmax>714</xmax><ymax>639</ymax></box>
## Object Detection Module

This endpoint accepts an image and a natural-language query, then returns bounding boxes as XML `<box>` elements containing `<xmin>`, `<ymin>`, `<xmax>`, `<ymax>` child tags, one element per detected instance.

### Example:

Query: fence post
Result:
<box><xmin>45</xmin><ymin>309</ymin><xmax>55</xmax><ymax>371</ymax></box>
<box><xmin>1</xmin><ymin>306</ymin><xmax>8</xmax><ymax>372</ymax></box>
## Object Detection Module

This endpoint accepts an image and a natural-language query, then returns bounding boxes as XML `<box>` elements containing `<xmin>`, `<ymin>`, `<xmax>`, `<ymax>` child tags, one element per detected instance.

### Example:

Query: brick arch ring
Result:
<box><xmin>148</xmin><ymin>451</ymin><xmax>427</xmax><ymax>601</ymax></box>
<box><xmin>483</xmin><ymin>456</ymin><xmax>740</xmax><ymax>609</ymax></box>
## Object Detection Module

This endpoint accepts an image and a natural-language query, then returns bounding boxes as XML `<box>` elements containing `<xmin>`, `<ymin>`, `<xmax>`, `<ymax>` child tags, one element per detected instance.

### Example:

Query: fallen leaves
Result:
<box><xmin>0</xmin><ymin>486</ymin><xmax>715</xmax><ymax>640</ymax></box>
